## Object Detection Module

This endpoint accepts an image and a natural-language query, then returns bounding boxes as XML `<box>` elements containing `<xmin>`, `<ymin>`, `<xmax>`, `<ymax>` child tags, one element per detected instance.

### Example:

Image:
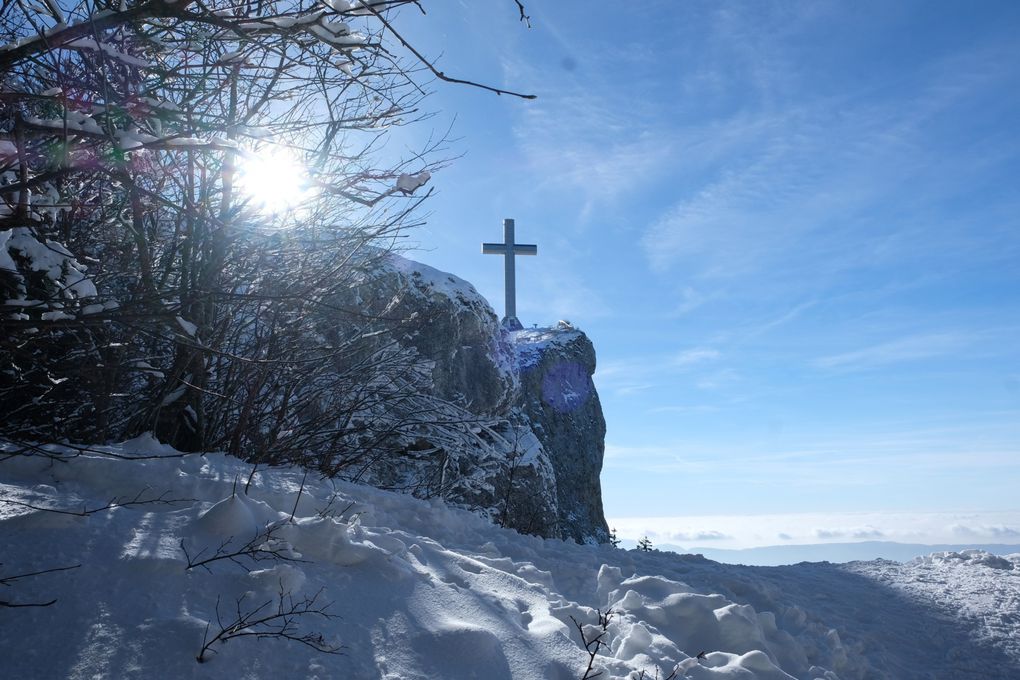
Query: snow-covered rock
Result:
<box><xmin>514</xmin><ymin>324</ymin><xmax>610</xmax><ymax>544</ymax></box>
<box><xmin>345</xmin><ymin>253</ymin><xmax>610</xmax><ymax>543</ymax></box>
<box><xmin>353</xmin><ymin>252</ymin><xmax>517</xmax><ymax>415</ymax></box>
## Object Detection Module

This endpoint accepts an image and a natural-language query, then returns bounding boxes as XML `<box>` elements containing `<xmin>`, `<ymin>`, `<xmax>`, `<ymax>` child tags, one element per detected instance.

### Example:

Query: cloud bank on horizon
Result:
<box><xmin>609</xmin><ymin>510</ymin><xmax>1020</xmax><ymax>551</ymax></box>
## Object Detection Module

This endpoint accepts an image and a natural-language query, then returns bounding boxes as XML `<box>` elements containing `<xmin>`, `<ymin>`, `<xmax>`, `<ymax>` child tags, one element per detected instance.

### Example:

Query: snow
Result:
<box><xmin>219</xmin><ymin>49</ymin><xmax>245</xmax><ymax>63</ymax></box>
<box><xmin>2</xmin><ymin>227</ymin><xmax>97</xmax><ymax>300</ymax></box>
<box><xmin>0</xmin><ymin>139</ymin><xmax>17</xmax><ymax>159</ymax></box>
<box><xmin>64</xmin><ymin>38</ymin><xmax>150</xmax><ymax>68</ymax></box>
<box><xmin>322</xmin><ymin>0</ymin><xmax>353</xmax><ymax>11</ymax></box>
<box><xmin>513</xmin><ymin>321</ymin><xmax>584</xmax><ymax>369</ymax></box>
<box><xmin>0</xmin><ymin>228</ymin><xmax>16</xmax><ymax>271</ymax></box>
<box><xmin>383</xmin><ymin>251</ymin><xmax>488</xmax><ymax>307</ymax></box>
<box><xmin>115</xmin><ymin>129</ymin><xmax>159</xmax><ymax>150</ymax></box>
<box><xmin>165</xmin><ymin>137</ymin><xmax>206</xmax><ymax>146</ymax></box>
<box><xmin>2</xmin><ymin>440</ymin><xmax>1019</xmax><ymax>679</ymax></box>
<box><xmin>395</xmin><ymin>170</ymin><xmax>431</xmax><ymax>195</ymax></box>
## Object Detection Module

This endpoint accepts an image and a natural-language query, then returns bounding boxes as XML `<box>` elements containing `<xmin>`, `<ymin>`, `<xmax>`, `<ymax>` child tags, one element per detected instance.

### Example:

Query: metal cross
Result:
<box><xmin>482</xmin><ymin>218</ymin><xmax>537</xmax><ymax>330</ymax></box>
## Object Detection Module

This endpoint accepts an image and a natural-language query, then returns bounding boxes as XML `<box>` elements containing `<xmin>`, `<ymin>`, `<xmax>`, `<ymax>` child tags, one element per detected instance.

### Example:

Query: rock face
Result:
<box><xmin>349</xmin><ymin>253</ymin><xmax>517</xmax><ymax>416</ymax></box>
<box><xmin>352</xmin><ymin>252</ymin><xmax>610</xmax><ymax>544</ymax></box>
<box><xmin>512</xmin><ymin>326</ymin><xmax>610</xmax><ymax>544</ymax></box>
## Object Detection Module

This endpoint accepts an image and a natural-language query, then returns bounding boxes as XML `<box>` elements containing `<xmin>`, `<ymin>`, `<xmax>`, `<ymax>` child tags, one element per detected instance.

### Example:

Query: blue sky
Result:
<box><xmin>399</xmin><ymin>1</ymin><xmax>1020</xmax><ymax>547</ymax></box>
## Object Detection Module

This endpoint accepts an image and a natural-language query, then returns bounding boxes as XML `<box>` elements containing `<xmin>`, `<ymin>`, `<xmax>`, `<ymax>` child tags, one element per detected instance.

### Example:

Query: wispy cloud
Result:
<box><xmin>668</xmin><ymin>286</ymin><xmax>713</xmax><ymax>317</ymax></box>
<box><xmin>595</xmin><ymin>348</ymin><xmax>735</xmax><ymax>398</ymax></box>
<box><xmin>639</xmin><ymin>32</ymin><xmax>1020</xmax><ymax>279</ymax></box>
<box><xmin>665</xmin><ymin>529</ymin><xmax>732</xmax><ymax>543</ymax></box>
<box><xmin>672</xmin><ymin>347</ymin><xmax>721</xmax><ymax>367</ymax></box>
<box><xmin>648</xmin><ymin>404</ymin><xmax>719</xmax><ymax>415</ymax></box>
<box><xmin>506</xmin><ymin>62</ymin><xmax>678</xmax><ymax>216</ymax></box>
<box><xmin>812</xmin><ymin>333</ymin><xmax>967</xmax><ymax>371</ymax></box>
<box><xmin>949</xmin><ymin>524</ymin><xmax>1020</xmax><ymax>539</ymax></box>
<box><xmin>814</xmin><ymin>526</ymin><xmax>885</xmax><ymax>540</ymax></box>
<box><xmin>696</xmin><ymin>368</ymin><xmax>740</xmax><ymax>390</ymax></box>
<box><xmin>520</xmin><ymin>264</ymin><xmax>612</xmax><ymax>322</ymax></box>
<box><xmin>615</xmin><ymin>384</ymin><xmax>654</xmax><ymax>397</ymax></box>
<box><xmin>603</xmin><ymin>418</ymin><xmax>1020</xmax><ymax>478</ymax></box>
<box><xmin>739</xmin><ymin>299</ymin><xmax>817</xmax><ymax>340</ymax></box>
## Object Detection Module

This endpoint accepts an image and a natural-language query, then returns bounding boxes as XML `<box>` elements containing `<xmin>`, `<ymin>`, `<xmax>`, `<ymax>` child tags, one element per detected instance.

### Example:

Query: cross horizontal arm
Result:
<box><xmin>481</xmin><ymin>243</ymin><xmax>537</xmax><ymax>255</ymax></box>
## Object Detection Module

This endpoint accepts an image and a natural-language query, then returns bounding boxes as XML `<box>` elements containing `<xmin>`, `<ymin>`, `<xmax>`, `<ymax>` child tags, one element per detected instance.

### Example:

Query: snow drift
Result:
<box><xmin>2</xmin><ymin>439</ymin><xmax>1018</xmax><ymax>679</ymax></box>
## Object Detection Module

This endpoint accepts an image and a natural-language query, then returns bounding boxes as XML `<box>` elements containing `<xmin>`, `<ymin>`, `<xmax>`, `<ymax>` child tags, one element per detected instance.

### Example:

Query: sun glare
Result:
<box><xmin>237</xmin><ymin>146</ymin><xmax>318</xmax><ymax>217</ymax></box>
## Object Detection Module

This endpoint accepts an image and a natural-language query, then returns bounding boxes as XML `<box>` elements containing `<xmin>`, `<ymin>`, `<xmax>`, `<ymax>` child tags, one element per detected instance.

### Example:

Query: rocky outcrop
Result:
<box><xmin>348</xmin><ymin>253</ymin><xmax>517</xmax><ymax>415</ymax></box>
<box><xmin>512</xmin><ymin>325</ymin><xmax>610</xmax><ymax>544</ymax></box>
<box><xmin>350</xmin><ymin>252</ymin><xmax>610</xmax><ymax>544</ymax></box>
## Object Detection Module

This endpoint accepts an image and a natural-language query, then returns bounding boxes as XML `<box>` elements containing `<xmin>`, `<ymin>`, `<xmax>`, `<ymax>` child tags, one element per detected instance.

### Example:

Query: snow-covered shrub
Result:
<box><xmin>0</xmin><ymin>0</ymin><xmax>518</xmax><ymax>473</ymax></box>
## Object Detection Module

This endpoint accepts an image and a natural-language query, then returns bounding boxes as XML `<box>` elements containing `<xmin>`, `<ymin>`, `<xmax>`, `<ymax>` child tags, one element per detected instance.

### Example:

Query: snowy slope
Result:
<box><xmin>1</xmin><ymin>439</ymin><xmax>1018</xmax><ymax>680</ymax></box>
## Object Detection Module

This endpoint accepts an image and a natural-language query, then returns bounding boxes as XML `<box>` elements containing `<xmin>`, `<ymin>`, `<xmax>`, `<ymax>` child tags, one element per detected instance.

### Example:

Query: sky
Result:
<box><xmin>394</xmin><ymin>1</ymin><xmax>1020</xmax><ymax>549</ymax></box>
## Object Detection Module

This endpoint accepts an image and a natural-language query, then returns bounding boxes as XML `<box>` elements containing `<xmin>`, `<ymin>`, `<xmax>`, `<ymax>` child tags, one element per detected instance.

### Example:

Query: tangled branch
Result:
<box><xmin>181</xmin><ymin>520</ymin><xmax>304</xmax><ymax>573</ymax></box>
<box><xmin>196</xmin><ymin>588</ymin><xmax>340</xmax><ymax>662</ymax></box>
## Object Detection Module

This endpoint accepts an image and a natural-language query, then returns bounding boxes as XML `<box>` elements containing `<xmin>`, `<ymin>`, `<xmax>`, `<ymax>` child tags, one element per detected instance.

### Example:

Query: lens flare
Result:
<box><xmin>236</xmin><ymin>145</ymin><xmax>318</xmax><ymax>216</ymax></box>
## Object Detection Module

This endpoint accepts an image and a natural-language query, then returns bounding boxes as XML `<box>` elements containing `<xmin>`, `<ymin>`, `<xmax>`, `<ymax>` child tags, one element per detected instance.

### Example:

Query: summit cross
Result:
<box><xmin>482</xmin><ymin>218</ymin><xmax>537</xmax><ymax>330</ymax></box>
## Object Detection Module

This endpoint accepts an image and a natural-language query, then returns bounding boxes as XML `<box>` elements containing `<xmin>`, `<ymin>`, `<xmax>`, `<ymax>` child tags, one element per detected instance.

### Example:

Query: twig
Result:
<box><xmin>570</xmin><ymin>608</ymin><xmax>613</xmax><ymax>680</ymax></box>
<box><xmin>181</xmin><ymin>521</ymin><xmax>304</xmax><ymax>573</ymax></box>
<box><xmin>513</xmin><ymin>0</ymin><xmax>531</xmax><ymax>27</ymax></box>
<box><xmin>365</xmin><ymin>5</ymin><xmax>536</xmax><ymax>99</ymax></box>
<box><xmin>196</xmin><ymin>588</ymin><xmax>341</xmax><ymax>662</ymax></box>
<box><xmin>1</xmin><ymin>488</ymin><xmax>194</xmax><ymax>517</ymax></box>
<box><xmin>289</xmin><ymin>470</ymin><xmax>308</xmax><ymax>522</ymax></box>
<box><xmin>0</xmin><ymin>563</ymin><xmax>81</xmax><ymax>608</ymax></box>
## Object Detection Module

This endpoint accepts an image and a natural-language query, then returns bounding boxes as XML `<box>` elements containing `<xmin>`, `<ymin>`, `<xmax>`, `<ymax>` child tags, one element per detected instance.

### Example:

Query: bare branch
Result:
<box><xmin>513</xmin><ymin>0</ymin><xmax>532</xmax><ymax>28</ymax></box>
<box><xmin>196</xmin><ymin>588</ymin><xmax>341</xmax><ymax>662</ymax></box>
<box><xmin>365</xmin><ymin>5</ymin><xmax>536</xmax><ymax>99</ymax></box>
<box><xmin>0</xmin><ymin>563</ymin><xmax>81</xmax><ymax>608</ymax></box>
<box><xmin>0</xmin><ymin>487</ymin><xmax>194</xmax><ymax>517</ymax></box>
<box><xmin>181</xmin><ymin>520</ymin><xmax>304</xmax><ymax>573</ymax></box>
<box><xmin>570</xmin><ymin>609</ymin><xmax>614</xmax><ymax>680</ymax></box>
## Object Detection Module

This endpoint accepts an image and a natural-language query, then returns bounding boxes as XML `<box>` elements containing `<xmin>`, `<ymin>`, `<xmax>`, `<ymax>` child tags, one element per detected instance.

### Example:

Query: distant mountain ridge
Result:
<box><xmin>631</xmin><ymin>540</ymin><xmax>1020</xmax><ymax>566</ymax></box>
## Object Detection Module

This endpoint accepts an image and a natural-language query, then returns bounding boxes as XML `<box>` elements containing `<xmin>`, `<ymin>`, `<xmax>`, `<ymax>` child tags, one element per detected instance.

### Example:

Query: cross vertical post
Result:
<box><xmin>503</xmin><ymin>218</ymin><xmax>517</xmax><ymax>322</ymax></box>
<box><xmin>482</xmin><ymin>218</ymin><xmax>537</xmax><ymax>330</ymax></box>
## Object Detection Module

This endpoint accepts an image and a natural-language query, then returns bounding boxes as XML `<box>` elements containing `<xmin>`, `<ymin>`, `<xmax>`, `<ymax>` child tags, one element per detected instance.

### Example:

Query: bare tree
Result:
<box><xmin>0</xmin><ymin>1</ymin><xmax>532</xmax><ymax>485</ymax></box>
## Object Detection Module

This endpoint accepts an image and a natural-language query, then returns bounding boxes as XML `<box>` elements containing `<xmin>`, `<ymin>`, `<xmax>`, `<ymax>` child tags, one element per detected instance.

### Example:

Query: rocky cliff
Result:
<box><xmin>350</xmin><ymin>252</ymin><xmax>610</xmax><ymax>544</ymax></box>
<box><xmin>512</xmin><ymin>326</ymin><xmax>609</xmax><ymax>544</ymax></box>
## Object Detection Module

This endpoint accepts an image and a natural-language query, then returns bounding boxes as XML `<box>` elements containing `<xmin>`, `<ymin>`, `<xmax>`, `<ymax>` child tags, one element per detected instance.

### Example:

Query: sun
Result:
<box><xmin>236</xmin><ymin>145</ymin><xmax>318</xmax><ymax>216</ymax></box>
